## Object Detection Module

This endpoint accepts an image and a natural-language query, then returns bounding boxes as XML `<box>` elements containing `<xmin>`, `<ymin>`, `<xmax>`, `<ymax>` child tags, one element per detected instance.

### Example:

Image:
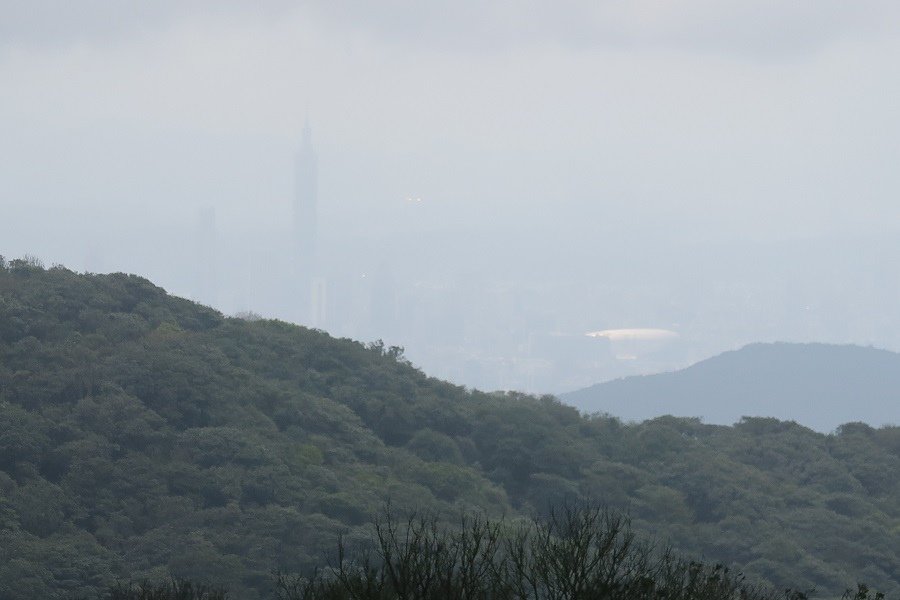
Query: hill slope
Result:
<box><xmin>561</xmin><ymin>343</ymin><xmax>900</xmax><ymax>432</ymax></box>
<box><xmin>1</xmin><ymin>259</ymin><xmax>899</xmax><ymax>598</ymax></box>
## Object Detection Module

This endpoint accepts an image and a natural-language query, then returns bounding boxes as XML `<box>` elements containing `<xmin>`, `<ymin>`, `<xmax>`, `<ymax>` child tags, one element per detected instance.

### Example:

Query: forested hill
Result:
<box><xmin>561</xmin><ymin>342</ymin><xmax>900</xmax><ymax>432</ymax></box>
<box><xmin>1</xmin><ymin>259</ymin><xmax>899</xmax><ymax>599</ymax></box>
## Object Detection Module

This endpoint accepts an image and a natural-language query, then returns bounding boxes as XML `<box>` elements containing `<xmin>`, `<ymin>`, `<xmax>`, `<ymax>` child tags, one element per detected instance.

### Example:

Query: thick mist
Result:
<box><xmin>3</xmin><ymin>1</ymin><xmax>900</xmax><ymax>394</ymax></box>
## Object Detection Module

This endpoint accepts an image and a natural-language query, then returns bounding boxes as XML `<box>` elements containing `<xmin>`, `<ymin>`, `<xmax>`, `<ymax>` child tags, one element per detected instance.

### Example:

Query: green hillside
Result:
<box><xmin>0</xmin><ymin>258</ymin><xmax>898</xmax><ymax>599</ymax></box>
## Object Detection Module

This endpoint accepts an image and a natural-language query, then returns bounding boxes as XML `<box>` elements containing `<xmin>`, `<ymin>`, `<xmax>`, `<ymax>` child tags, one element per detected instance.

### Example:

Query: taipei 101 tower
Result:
<box><xmin>293</xmin><ymin>120</ymin><xmax>321</xmax><ymax>325</ymax></box>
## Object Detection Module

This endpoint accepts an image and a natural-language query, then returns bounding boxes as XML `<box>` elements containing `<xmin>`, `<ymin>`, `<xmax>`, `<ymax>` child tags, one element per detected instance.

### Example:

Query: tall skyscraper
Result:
<box><xmin>293</xmin><ymin>120</ymin><xmax>321</xmax><ymax>324</ymax></box>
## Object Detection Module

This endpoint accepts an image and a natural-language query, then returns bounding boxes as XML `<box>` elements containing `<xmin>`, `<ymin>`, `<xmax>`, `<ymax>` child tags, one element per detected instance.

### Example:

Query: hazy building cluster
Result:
<box><xmin>170</xmin><ymin>126</ymin><xmax>900</xmax><ymax>394</ymax></box>
<box><xmin>4</xmin><ymin>2</ymin><xmax>900</xmax><ymax>394</ymax></box>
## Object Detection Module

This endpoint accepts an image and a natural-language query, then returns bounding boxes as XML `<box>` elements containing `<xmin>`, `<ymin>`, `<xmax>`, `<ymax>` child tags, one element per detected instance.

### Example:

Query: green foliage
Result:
<box><xmin>405</xmin><ymin>428</ymin><xmax>464</xmax><ymax>464</ymax></box>
<box><xmin>0</xmin><ymin>263</ymin><xmax>898</xmax><ymax>598</ymax></box>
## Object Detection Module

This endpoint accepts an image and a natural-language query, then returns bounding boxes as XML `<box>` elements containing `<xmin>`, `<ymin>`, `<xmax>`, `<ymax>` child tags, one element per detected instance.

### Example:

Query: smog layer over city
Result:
<box><xmin>5</xmin><ymin>1</ymin><xmax>900</xmax><ymax>396</ymax></box>
<box><xmin>3</xmin><ymin>3</ymin><xmax>900</xmax><ymax>599</ymax></box>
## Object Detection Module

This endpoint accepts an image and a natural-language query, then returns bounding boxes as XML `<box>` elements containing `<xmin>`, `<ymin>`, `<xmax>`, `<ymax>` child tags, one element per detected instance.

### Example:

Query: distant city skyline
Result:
<box><xmin>3</xmin><ymin>2</ymin><xmax>900</xmax><ymax>394</ymax></box>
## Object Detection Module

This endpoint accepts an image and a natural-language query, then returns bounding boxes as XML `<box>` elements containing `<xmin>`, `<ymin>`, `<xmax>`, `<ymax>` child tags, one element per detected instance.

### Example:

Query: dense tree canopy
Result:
<box><xmin>0</xmin><ymin>259</ymin><xmax>898</xmax><ymax>598</ymax></box>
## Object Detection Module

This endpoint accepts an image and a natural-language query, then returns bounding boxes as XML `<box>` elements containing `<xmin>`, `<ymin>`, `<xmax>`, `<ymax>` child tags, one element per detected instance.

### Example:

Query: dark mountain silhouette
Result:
<box><xmin>561</xmin><ymin>342</ymin><xmax>900</xmax><ymax>432</ymax></box>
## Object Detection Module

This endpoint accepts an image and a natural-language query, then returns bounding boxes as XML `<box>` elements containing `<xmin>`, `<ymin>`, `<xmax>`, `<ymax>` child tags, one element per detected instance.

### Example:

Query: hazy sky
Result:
<box><xmin>3</xmin><ymin>1</ymin><xmax>900</xmax><ymax>250</ymax></box>
<box><xmin>5</xmin><ymin>2</ymin><xmax>900</xmax><ymax>394</ymax></box>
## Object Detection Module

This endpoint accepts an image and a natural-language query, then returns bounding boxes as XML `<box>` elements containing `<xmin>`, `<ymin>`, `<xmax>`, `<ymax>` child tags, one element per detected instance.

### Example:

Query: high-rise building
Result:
<box><xmin>293</xmin><ymin>120</ymin><xmax>320</xmax><ymax>324</ymax></box>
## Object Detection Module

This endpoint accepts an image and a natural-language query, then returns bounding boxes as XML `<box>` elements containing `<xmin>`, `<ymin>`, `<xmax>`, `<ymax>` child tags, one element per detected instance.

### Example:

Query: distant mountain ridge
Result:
<box><xmin>561</xmin><ymin>342</ymin><xmax>900</xmax><ymax>432</ymax></box>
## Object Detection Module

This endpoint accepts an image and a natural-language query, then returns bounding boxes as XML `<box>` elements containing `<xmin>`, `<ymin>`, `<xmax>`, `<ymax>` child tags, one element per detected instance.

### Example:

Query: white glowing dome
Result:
<box><xmin>585</xmin><ymin>328</ymin><xmax>679</xmax><ymax>342</ymax></box>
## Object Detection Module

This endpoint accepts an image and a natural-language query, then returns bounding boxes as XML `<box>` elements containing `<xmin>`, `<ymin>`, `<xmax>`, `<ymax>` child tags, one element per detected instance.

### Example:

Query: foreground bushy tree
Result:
<box><xmin>274</xmin><ymin>505</ymin><xmax>813</xmax><ymax>600</ymax></box>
